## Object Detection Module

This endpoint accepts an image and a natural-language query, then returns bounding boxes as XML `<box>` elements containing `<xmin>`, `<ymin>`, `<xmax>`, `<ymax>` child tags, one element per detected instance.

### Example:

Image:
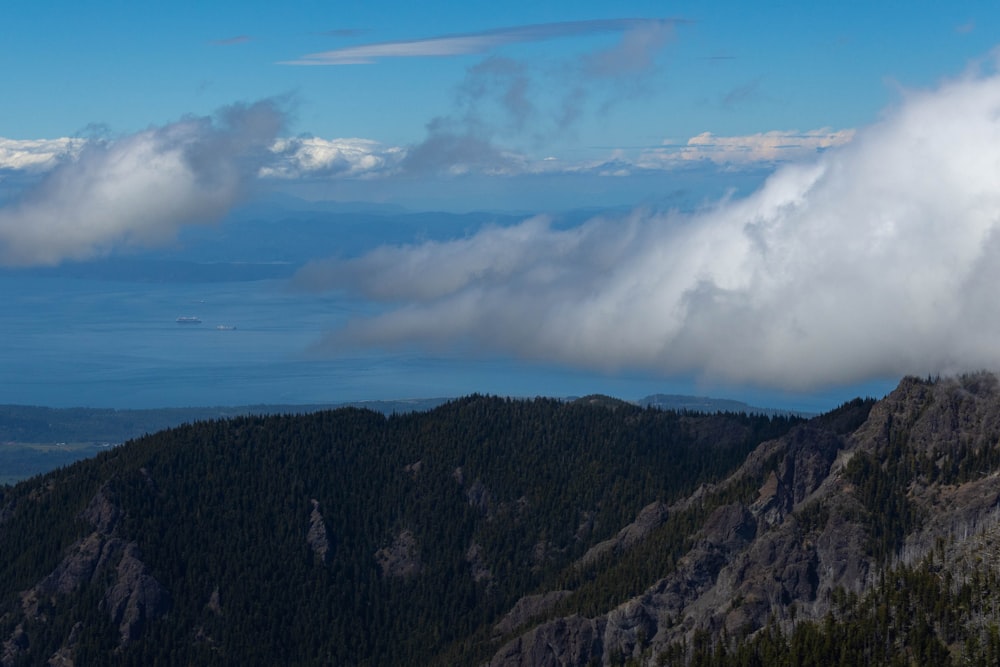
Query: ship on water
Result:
<box><xmin>176</xmin><ymin>316</ymin><xmax>202</xmax><ymax>324</ymax></box>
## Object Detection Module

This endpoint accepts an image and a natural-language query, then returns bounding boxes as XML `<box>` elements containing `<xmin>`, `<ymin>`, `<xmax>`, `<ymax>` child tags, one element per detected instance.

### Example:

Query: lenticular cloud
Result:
<box><xmin>0</xmin><ymin>100</ymin><xmax>284</xmax><ymax>266</ymax></box>
<box><xmin>304</xmin><ymin>63</ymin><xmax>1000</xmax><ymax>389</ymax></box>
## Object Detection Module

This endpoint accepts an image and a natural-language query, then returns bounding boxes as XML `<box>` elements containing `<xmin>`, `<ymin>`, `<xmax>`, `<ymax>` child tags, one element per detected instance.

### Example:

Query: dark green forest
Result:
<box><xmin>0</xmin><ymin>395</ymin><xmax>799</xmax><ymax>666</ymax></box>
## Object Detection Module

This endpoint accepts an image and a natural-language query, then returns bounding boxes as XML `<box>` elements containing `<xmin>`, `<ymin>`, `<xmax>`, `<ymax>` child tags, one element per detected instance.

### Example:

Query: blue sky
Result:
<box><xmin>0</xmin><ymin>3</ymin><xmax>992</xmax><ymax>212</ymax></box>
<box><xmin>4</xmin><ymin>2</ymin><xmax>1000</xmax><ymax>409</ymax></box>
<box><xmin>3</xmin><ymin>2</ymin><xmax>994</xmax><ymax>160</ymax></box>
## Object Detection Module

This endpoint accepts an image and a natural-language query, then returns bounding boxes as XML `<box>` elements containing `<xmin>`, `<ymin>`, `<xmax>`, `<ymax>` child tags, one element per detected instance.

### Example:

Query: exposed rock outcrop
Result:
<box><xmin>467</xmin><ymin>479</ymin><xmax>492</xmax><ymax>514</ymax></box>
<box><xmin>307</xmin><ymin>499</ymin><xmax>331</xmax><ymax>564</ymax></box>
<box><xmin>1</xmin><ymin>625</ymin><xmax>28</xmax><ymax>667</ymax></box>
<box><xmin>205</xmin><ymin>585</ymin><xmax>222</xmax><ymax>616</ymax></box>
<box><xmin>3</xmin><ymin>479</ymin><xmax>170</xmax><ymax>665</ymax></box>
<box><xmin>466</xmin><ymin>542</ymin><xmax>493</xmax><ymax>583</ymax></box>
<box><xmin>47</xmin><ymin>621</ymin><xmax>81</xmax><ymax>666</ymax></box>
<box><xmin>105</xmin><ymin>542</ymin><xmax>171</xmax><ymax>645</ymax></box>
<box><xmin>487</xmin><ymin>412</ymin><xmax>862</xmax><ymax>663</ymax></box>
<box><xmin>375</xmin><ymin>529</ymin><xmax>423</xmax><ymax>578</ymax></box>
<box><xmin>489</xmin><ymin>615</ymin><xmax>605</xmax><ymax>667</ymax></box>
<box><xmin>80</xmin><ymin>484</ymin><xmax>122</xmax><ymax>534</ymax></box>
<box><xmin>493</xmin><ymin>591</ymin><xmax>573</xmax><ymax>638</ymax></box>
<box><xmin>578</xmin><ymin>501</ymin><xmax>669</xmax><ymax>567</ymax></box>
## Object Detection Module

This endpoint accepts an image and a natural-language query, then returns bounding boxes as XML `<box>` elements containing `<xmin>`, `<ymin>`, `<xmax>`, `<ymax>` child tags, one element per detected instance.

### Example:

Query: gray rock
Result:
<box><xmin>578</xmin><ymin>501</ymin><xmax>669</xmax><ymax>567</ymax></box>
<box><xmin>104</xmin><ymin>542</ymin><xmax>171</xmax><ymax>645</ymax></box>
<box><xmin>489</xmin><ymin>615</ymin><xmax>605</xmax><ymax>667</ymax></box>
<box><xmin>79</xmin><ymin>483</ymin><xmax>121</xmax><ymax>534</ymax></box>
<box><xmin>493</xmin><ymin>591</ymin><xmax>573</xmax><ymax>638</ymax></box>
<box><xmin>307</xmin><ymin>499</ymin><xmax>331</xmax><ymax>564</ymax></box>
<box><xmin>375</xmin><ymin>529</ymin><xmax>423</xmax><ymax>578</ymax></box>
<box><xmin>466</xmin><ymin>542</ymin><xmax>493</xmax><ymax>583</ymax></box>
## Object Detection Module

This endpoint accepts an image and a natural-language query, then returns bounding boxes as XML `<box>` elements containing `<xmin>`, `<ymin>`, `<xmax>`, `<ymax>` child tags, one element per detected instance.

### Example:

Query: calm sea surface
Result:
<box><xmin>0</xmin><ymin>273</ymin><xmax>890</xmax><ymax>412</ymax></box>
<box><xmin>3</xmin><ymin>274</ymin><xmax>344</xmax><ymax>406</ymax></box>
<box><xmin>0</xmin><ymin>273</ymin><xmax>674</xmax><ymax>408</ymax></box>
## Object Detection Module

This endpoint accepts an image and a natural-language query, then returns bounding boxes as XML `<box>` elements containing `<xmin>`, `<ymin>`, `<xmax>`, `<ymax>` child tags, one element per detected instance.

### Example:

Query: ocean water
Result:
<box><xmin>0</xmin><ymin>200</ymin><xmax>899</xmax><ymax>412</ymax></box>
<box><xmin>0</xmin><ymin>270</ymin><xmax>896</xmax><ymax>412</ymax></box>
<box><xmin>0</xmin><ymin>272</ymin><xmax>685</xmax><ymax>408</ymax></box>
<box><xmin>3</xmin><ymin>274</ymin><xmax>345</xmax><ymax>407</ymax></box>
<box><xmin>1</xmin><ymin>204</ymin><xmax>699</xmax><ymax>409</ymax></box>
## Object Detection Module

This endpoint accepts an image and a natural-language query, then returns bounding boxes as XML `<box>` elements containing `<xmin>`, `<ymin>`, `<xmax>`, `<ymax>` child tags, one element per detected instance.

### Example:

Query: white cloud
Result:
<box><xmin>300</xmin><ymin>61</ymin><xmax>1000</xmax><ymax>390</ymax></box>
<box><xmin>258</xmin><ymin>127</ymin><xmax>856</xmax><ymax>178</ymax></box>
<box><xmin>0</xmin><ymin>138</ymin><xmax>86</xmax><ymax>172</ymax></box>
<box><xmin>263</xmin><ymin>137</ymin><xmax>404</xmax><ymax>178</ymax></box>
<box><xmin>0</xmin><ymin>129</ymin><xmax>855</xmax><ymax>181</ymax></box>
<box><xmin>0</xmin><ymin>100</ymin><xmax>284</xmax><ymax>267</ymax></box>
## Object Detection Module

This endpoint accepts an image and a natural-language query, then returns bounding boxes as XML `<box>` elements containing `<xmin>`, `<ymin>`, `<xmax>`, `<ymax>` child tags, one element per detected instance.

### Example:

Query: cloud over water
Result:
<box><xmin>301</xmin><ymin>61</ymin><xmax>1000</xmax><ymax>389</ymax></box>
<box><xmin>0</xmin><ymin>100</ymin><xmax>284</xmax><ymax>266</ymax></box>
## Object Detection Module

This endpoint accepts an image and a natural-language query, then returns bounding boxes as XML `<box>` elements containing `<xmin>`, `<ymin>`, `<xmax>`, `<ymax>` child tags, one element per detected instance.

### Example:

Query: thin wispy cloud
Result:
<box><xmin>584</xmin><ymin>19</ymin><xmax>675</xmax><ymax>77</ymax></box>
<box><xmin>211</xmin><ymin>35</ymin><xmax>253</xmax><ymax>46</ymax></box>
<box><xmin>281</xmin><ymin>18</ymin><xmax>684</xmax><ymax>65</ymax></box>
<box><xmin>721</xmin><ymin>78</ymin><xmax>763</xmax><ymax>110</ymax></box>
<box><xmin>318</xmin><ymin>28</ymin><xmax>368</xmax><ymax>38</ymax></box>
<box><xmin>375</xmin><ymin>19</ymin><xmax>682</xmax><ymax>176</ymax></box>
<box><xmin>299</xmin><ymin>60</ymin><xmax>1000</xmax><ymax>390</ymax></box>
<box><xmin>0</xmin><ymin>100</ymin><xmax>285</xmax><ymax>267</ymax></box>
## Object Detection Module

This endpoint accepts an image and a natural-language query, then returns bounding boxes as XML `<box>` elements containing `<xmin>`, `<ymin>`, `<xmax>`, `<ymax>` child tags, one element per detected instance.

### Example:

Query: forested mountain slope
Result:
<box><xmin>0</xmin><ymin>395</ymin><xmax>796</xmax><ymax>666</ymax></box>
<box><xmin>0</xmin><ymin>394</ymin><xmax>794</xmax><ymax>486</ymax></box>
<box><xmin>8</xmin><ymin>375</ymin><xmax>1000</xmax><ymax>666</ymax></box>
<box><xmin>0</xmin><ymin>400</ymin><xmax>450</xmax><ymax>485</ymax></box>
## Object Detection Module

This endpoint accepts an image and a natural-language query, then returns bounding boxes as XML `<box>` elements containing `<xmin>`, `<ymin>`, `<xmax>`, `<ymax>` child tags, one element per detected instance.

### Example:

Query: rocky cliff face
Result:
<box><xmin>488</xmin><ymin>374</ymin><xmax>1000</xmax><ymax>666</ymax></box>
<box><xmin>375</xmin><ymin>529</ymin><xmax>424</xmax><ymax>578</ymax></box>
<box><xmin>307</xmin><ymin>498</ymin><xmax>332</xmax><ymax>564</ymax></box>
<box><xmin>2</xmin><ymin>480</ymin><xmax>170</xmax><ymax>666</ymax></box>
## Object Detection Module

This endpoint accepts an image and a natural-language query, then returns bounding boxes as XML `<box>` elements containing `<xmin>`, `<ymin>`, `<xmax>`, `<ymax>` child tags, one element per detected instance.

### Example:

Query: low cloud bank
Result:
<box><xmin>300</xmin><ymin>62</ymin><xmax>1000</xmax><ymax>389</ymax></box>
<box><xmin>639</xmin><ymin>129</ymin><xmax>856</xmax><ymax>166</ymax></box>
<box><xmin>0</xmin><ymin>100</ymin><xmax>284</xmax><ymax>266</ymax></box>
<box><xmin>1</xmin><ymin>127</ymin><xmax>853</xmax><ymax>184</ymax></box>
<box><xmin>263</xmin><ymin>137</ymin><xmax>404</xmax><ymax>178</ymax></box>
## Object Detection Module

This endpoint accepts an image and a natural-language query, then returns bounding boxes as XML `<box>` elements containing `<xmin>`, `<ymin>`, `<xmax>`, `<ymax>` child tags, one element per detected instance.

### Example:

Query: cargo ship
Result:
<box><xmin>176</xmin><ymin>316</ymin><xmax>202</xmax><ymax>324</ymax></box>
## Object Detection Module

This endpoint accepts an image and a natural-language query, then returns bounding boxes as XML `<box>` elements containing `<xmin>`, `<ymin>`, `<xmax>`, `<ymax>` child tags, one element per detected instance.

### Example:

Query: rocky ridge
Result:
<box><xmin>487</xmin><ymin>374</ymin><xmax>1000</xmax><ymax>665</ymax></box>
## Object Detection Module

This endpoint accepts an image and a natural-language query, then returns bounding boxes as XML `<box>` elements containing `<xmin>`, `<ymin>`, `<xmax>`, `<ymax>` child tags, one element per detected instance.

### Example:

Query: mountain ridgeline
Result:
<box><xmin>0</xmin><ymin>394</ymin><xmax>794</xmax><ymax>486</ymax></box>
<box><xmin>4</xmin><ymin>375</ymin><xmax>1000</xmax><ymax>665</ymax></box>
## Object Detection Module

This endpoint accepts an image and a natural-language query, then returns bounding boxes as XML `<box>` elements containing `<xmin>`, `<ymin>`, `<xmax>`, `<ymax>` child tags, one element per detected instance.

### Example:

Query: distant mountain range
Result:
<box><xmin>4</xmin><ymin>374</ymin><xmax>1000</xmax><ymax>664</ymax></box>
<box><xmin>636</xmin><ymin>393</ymin><xmax>813</xmax><ymax>418</ymax></box>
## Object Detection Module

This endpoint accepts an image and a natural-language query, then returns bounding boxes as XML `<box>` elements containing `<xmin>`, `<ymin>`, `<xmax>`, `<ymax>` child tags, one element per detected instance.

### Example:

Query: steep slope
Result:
<box><xmin>12</xmin><ymin>376</ymin><xmax>1000</xmax><ymax>665</ymax></box>
<box><xmin>0</xmin><ymin>396</ymin><xmax>797</xmax><ymax>666</ymax></box>
<box><xmin>489</xmin><ymin>374</ymin><xmax>1000</xmax><ymax>666</ymax></box>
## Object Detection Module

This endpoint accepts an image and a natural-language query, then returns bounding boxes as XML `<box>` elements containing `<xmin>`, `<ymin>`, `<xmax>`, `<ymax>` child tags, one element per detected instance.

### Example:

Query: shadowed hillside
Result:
<box><xmin>0</xmin><ymin>395</ymin><xmax>796</xmax><ymax>665</ymax></box>
<box><xmin>8</xmin><ymin>376</ymin><xmax>1000</xmax><ymax>664</ymax></box>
